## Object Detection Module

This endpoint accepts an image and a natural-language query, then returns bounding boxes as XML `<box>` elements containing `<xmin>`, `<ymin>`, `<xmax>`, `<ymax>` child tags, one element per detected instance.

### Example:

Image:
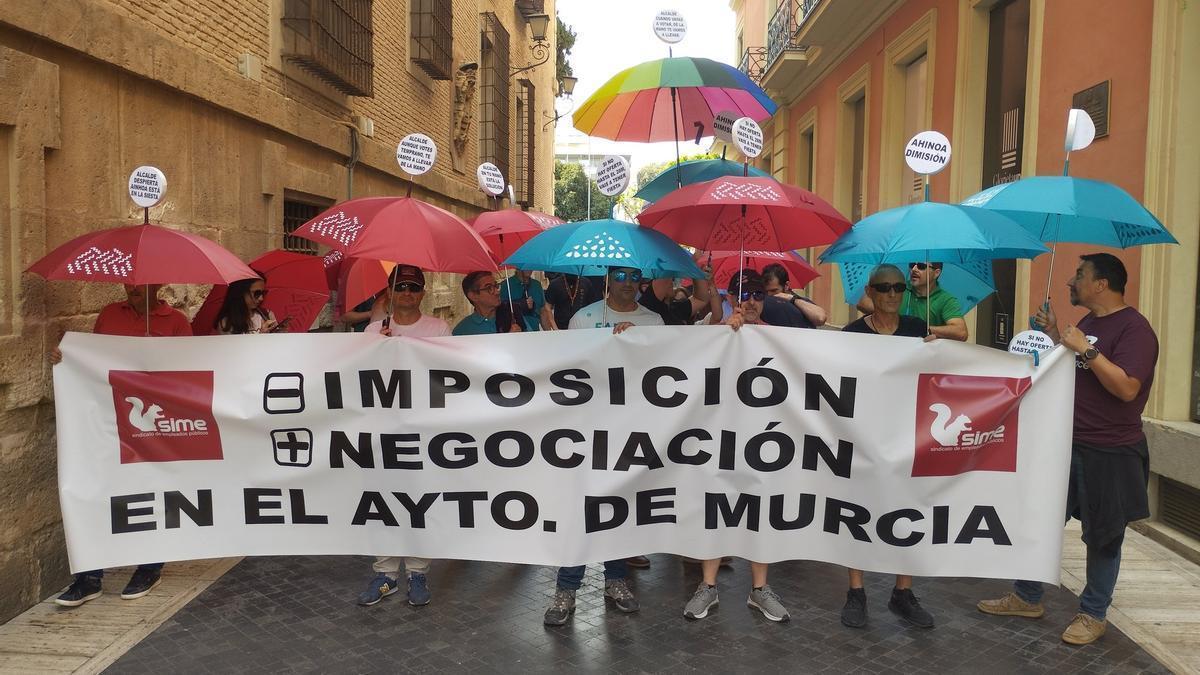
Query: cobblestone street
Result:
<box><xmin>107</xmin><ymin>554</ymin><xmax>1169</xmax><ymax>674</ymax></box>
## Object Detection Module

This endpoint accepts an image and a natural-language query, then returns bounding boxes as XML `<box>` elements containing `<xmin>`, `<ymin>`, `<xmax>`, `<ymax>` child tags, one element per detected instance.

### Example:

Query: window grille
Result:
<box><xmin>515</xmin><ymin>80</ymin><xmax>535</xmax><ymax>207</ymax></box>
<box><xmin>283</xmin><ymin>200</ymin><xmax>322</xmax><ymax>255</ymax></box>
<box><xmin>479</xmin><ymin>13</ymin><xmax>511</xmax><ymax>185</ymax></box>
<box><xmin>411</xmin><ymin>0</ymin><xmax>453</xmax><ymax>79</ymax></box>
<box><xmin>282</xmin><ymin>0</ymin><xmax>374</xmax><ymax>96</ymax></box>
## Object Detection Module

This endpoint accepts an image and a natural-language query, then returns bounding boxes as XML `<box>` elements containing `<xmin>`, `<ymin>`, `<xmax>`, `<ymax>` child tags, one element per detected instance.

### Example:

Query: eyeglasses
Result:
<box><xmin>909</xmin><ymin>262</ymin><xmax>942</xmax><ymax>271</ymax></box>
<box><xmin>739</xmin><ymin>291</ymin><xmax>765</xmax><ymax>302</ymax></box>
<box><xmin>611</xmin><ymin>270</ymin><xmax>643</xmax><ymax>283</ymax></box>
<box><xmin>392</xmin><ymin>282</ymin><xmax>423</xmax><ymax>293</ymax></box>
<box><xmin>473</xmin><ymin>282</ymin><xmax>499</xmax><ymax>294</ymax></box>
<box><xmin>869</xmin><ymin>282</ymin><xmax>908</xmax><ymax>294</ymax></box>
<box><xmin>251</xmin><ymin>289</ymin><xmax>267</xmax><ymax>299</ymax></box>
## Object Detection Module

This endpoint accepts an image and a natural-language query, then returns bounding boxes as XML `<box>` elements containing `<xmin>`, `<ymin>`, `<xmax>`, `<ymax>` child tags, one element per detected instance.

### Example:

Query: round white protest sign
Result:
<box><xmin>1008</xmin><ymin>329</ymin><xmax>1055</xmax><ymax>357</ymax></box>
<box><xmin>904</xmin><ymin>131</ymin><xmax>951</xmax><ymax>175</ymax></box>
<box><xmin>477</xmin><ymin>162</ymin><xmax>505</xmax><ymax>196</ymax></box>
<box><xmin>653</xmin><ymin>9</ymin><xmax>687</xmax><ymax>44</ymax></box>
<box><xmin>396</xmin><ymin>133</ymin><xmax>437</xmax><ymax>175</ymax></box>
<box><xmin>732</xmin><ymin>117</ymin><xmax>764</xmax><ymax>158</ymax></box>
<box><xmin>128</xmin><ymin>165</ymin><xmax>167</xmax><ymax>208</ymax></box>
<box><xmin>595</xmin><ymin>156</ymin><xmax>630</xmax><ymax>197</ymax></box>
<box><xmin>712</xmin><ymin>111</ymin><xmax>739</xmax><ymax>143</ymax></box>
<box><xmin>1065</xmin><ymin>108</ymin><xmax>1096</xmax><ymax>153</ymax></box>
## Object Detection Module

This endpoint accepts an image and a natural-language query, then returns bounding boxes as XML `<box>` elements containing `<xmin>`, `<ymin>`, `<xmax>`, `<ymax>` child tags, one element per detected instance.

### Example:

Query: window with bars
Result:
<box><xmin>281</xmin><ymin>0</ymin><xmax>374</xmax><ymax>96</ymax></box>
<box><xmin>411</xmin><ymin>0</ymin><xmax>452</xmax><ymax>79</ymax></box>
<box><xmin>514</xmin><ymin>80</ymin><xmax>536</xmax><ymax>207</ymax></box>
<box><xmin>282</xmin><ymin>200</ymin><xmax>323</xmax><ymax>255</ymax></box>
<box><xmin>479</xmin><ymin>12</ymin><xmax>511</xmax><ymax>185</ymax></box>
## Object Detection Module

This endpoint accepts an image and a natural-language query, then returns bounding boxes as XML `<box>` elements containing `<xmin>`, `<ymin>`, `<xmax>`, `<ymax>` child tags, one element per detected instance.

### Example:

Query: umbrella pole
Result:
<box><xmin>1043</xmin><ymin>213</ymin><xmax>1063</xmax><ymax>310</ymax></box>
<box><xmin>603</xmin><ymin>267</ymin><xmax>610</xmax><ymax>327</ymax></box>
<box><xmin>670</xmin><ymin>87</ymin><xmax>683</xmax><ymax>189</ymax></box>
<box><xmin>144</xmin><ymin>284</ymin><xmax>150</xmax><ymax>336</ymax></box>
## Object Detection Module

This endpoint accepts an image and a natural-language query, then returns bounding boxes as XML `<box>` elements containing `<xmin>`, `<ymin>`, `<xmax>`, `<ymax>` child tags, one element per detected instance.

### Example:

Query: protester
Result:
<box><xmin>762</xmin><ymin>262</ymin><xmax>827</xmax><ymax>327</ymax></box>
<box><xmin>543</xmin><ymin>273</ymin><xmax>593</xmax><ymax>330</ymax></box>
<box><xmin>567</xmin><ymin>267</ymin><xmax>665</xmax><ymax>332</ymax></box>
<box><xmin>839</xmin><ymin>264</ymin><xmax>934</xmax><ymax>629</ymax></box>
<box><xmin>978</xmin><ymin>253</ymin><xmax>1158</xmax><ymax>646</ymax></box>
<box><xmin>545</xmin><ymin>266</ymin><xmax>659</xmax><ymax>626</ymax></box>
<box><xmin>842</xmin><ymin>265</ymin><xmax>929</xmax><ymax>338</ymax></box>
<box><xmin>49</xmin><ymin>284</ymin><xmax>191</xmax><ymax>607</ymax></box>
<box><xmin>452</xmin><ymin>271</ymin><xmax>503</xmax><ymax>336</ymax></box>
<box><xmin>337</xmin><ymin>293</ymin><xmax>386</xmax><ymax>332</ymax></box>
<box><xmin>494</xmin><ymin>301</ymin><xmax>526</xmax><ymax>334</ymax></box>
<box><xmin>639</xmin><ymin>273</ymin><xmax>723</xmax><ymax>326</ymax></box>
<box><xmin>683</xmin><ymin>273</ymin><xmax>791</xmax><ymax>622</ymax></box>
<box><xmin>859</xmin><ymin>262</ymin><xmax>966</xmax><ymax>340</ymax></box>
<box><xmin>726</xmin><ymin>269</ymin><xmax>819</xmax><ymax>328</ymax></box>
<box><xmin>499</xmin><ymin>269</ymin><xmax>544</xmax><ymax>332</ymax></box>
<box><xmin>214</xmin><ymin>276</ymin><xmax>280</xmax><ymax>334</ymax></box>
<box><xmin>356</xmin><ymin>266</ymin><xmax>444</xmax><ymax>607</ymax></box>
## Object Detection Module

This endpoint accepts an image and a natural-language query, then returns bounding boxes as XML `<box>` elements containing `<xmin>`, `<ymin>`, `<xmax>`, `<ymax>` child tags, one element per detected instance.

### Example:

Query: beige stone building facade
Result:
<box><xmin>0</xmin><ymin>0</ymin><xmax>559</xmax><ymax>622</ymax></box>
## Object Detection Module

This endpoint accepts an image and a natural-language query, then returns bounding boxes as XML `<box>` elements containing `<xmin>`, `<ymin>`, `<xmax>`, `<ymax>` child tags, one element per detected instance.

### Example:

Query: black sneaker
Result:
<box><xmin>888</xmin><ymin>587</ymin><xmax>934</xmax><ymax>628</ymax></box>
<box><xmin>120</xmin><ymin>567</ymin><xmax>162</xmax><ymax>600</ymax></box>
<box><xmin>55</xmin><ymin>575</ymin><xmax>102</xmax><ymax>607</ymax></box>
<box><xmin>604</xmin><ymin>579</ymin><xmax>640</xmax><ymax>613</ymax></box>
<box><xmin>544</xmin><ymin>588</ymin><xmax>576</xmax><ymax>626</ymax></box>
<box><xmin>841</xmin><ymin>587</ymin><xmax>867</xmax><ymax>628</ymax></box>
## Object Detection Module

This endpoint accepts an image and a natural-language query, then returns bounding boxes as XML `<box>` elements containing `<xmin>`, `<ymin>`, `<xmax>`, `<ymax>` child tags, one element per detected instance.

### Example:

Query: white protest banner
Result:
<box><xmin>396</xmin><ymin>133</ymin><xmax>437</xmax><ymax>175</ymax></box>
<box><xmin>712</xmin><ymin>111</ymin><xmax>739</xmax><ymax>143</ymax></box>
<box><xmin>128</xmin><ymin>166</ymin><xmax>167</xmax><ymax>208</ymax></box>
<box><xmin>1009</xmin><ymin>329</ymin><xmax>1054</xmax><ymax>357</ymax></box>
<box><xmin>732</xmin><ymin>117</ymin><xmax>764</xmax><ymax>158</ymax></box>
<box><xmin>904</xmin><ymin>131</ymin><xmax>952</xmax><ymax>175</ymax></box>
<box><xmin>595</xmin><ymin>156</ymin><xmax>630</xmax><ymax>196</ymax></box>
<box><xmin>54</xmin><ymin>328</ymin><xmax>1074</xmax><ymax>583</ymax></box>
<box><xmin>653</xmin><ymin>9</ymin><xmax>687</xmax><ymax>44</ymax></box>
<box><xmin>477</xmin><ymin>162</ymin><xmax>505</xmax><ymax>196</ymax></box>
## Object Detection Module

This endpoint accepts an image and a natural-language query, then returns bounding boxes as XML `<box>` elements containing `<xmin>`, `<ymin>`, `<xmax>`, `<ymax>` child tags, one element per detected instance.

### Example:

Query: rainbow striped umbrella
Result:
<box><xmin>572</xmin><ymin>57</ymin><xmax>777</xmax><ymax>143</ymax></box>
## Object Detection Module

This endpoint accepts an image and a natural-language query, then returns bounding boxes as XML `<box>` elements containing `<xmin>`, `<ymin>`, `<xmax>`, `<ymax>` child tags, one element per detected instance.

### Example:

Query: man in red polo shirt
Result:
<box><xmin>49</xmin><ymin>283</ymin><xmax>191</xmax><ymax>607</ymax></box>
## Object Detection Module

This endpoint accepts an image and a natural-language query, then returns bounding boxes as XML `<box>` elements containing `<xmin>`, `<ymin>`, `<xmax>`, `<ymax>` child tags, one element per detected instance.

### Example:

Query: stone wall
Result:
<box><xmin>0</xmin><ymin>0</ymin><xmax>557</xmax><ymax>622</ymax></box>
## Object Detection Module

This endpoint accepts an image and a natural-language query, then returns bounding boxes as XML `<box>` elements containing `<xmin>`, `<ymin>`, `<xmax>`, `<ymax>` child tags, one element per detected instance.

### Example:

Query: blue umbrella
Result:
<box><xmin>635</xmin><ymin>159</ymin><xmax>770</xmax><ymax>203</ymax></box>
<box><xmin>819</xmin><ymin>202</ymin><xmax>1049</xmax><ymax>265</ymax></box>
<box><xmin>839</xmin><ymin>260</ymin><xmax>996</xmax><ymax>314</ymax></box>
<box><xmin>961</xmin><ymin>176</ymin><xmax>1176</xmax><ymax>247</ymax></box>
<box><xmin>504</xmin><ymin>218</ymin><xmax>703</xmax><ymax>279</ymax></box>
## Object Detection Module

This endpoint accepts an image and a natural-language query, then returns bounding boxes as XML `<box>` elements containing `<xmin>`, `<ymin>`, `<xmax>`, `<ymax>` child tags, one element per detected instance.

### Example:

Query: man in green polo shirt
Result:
<box><xmin>452</xmin><ymin>271</ymin><xmax>502</xmax><ymax>336</ymax></box>
<box><xmin>902</xmin><ymin>262</ymin><xmax>968</xmax><ymax>341</ymax></box>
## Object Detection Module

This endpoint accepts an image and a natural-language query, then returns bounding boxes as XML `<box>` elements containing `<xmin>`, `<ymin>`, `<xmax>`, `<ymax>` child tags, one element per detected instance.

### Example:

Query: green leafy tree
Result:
<box><xmin>554</xmin><ymin>161</ymin><xmax>619</xmax><ymax>222</ymax></box>
<box><xmin>556</xmin><ymin>16</ymin><xmax>576</xmax><ymax>84</ymax></box>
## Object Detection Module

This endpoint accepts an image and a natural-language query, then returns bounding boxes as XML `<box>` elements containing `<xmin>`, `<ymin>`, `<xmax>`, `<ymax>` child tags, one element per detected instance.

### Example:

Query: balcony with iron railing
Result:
<box><xmin>762</xmin><ymin>0</ymin><xmax>821</xmax><ymax>93</ymax></box>
<box><xmin>739</xmin><ymin>47</ymin><xmax>768</xmax><ymax>85</ymax></box>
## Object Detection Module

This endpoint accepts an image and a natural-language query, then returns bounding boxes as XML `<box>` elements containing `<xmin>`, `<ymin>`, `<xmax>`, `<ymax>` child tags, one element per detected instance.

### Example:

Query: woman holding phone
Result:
<box><xmin>214</xmin><ymin>276</ymin><xmax>280</xmax><ymax>334</ymax></box>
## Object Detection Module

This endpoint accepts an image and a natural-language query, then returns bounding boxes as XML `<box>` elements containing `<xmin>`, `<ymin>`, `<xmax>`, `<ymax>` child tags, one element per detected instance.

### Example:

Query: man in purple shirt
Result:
<box><xmin>978</xmin><ymin>253</ymin><xmax>1158</xmax><ymax>646</ymax></box>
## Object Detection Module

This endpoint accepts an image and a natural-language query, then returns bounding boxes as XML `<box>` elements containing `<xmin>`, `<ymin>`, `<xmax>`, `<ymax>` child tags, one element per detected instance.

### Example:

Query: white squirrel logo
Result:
<box><xmin>125</xmin><ymin>396</ymin><xmax>164</xmax><ymax>432</ymax></box>
<box><xmin>928</xmin><ymin>403</ymin><xmax>972</xmax><ymax>446</ymax></box>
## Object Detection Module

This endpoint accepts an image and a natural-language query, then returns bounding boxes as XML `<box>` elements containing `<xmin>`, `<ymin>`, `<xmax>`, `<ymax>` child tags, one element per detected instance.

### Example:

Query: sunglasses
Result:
<box><xmin>739</xmin><ymin>291</ymin><xmax>766</xmax><ymax>302</ymax></box>
<box><xmin>392</xmin><ymin>282</ymin><xmax>424</xmax><ymax>293</ymax></box>
<box><xmin>251</xmin><ymin>289</ymin><xmax>268</xmax><ymax>299</ymax></box>
<box><xmin>869</xmin><ymin>282</ymin><xmax>908</xmax><ymax>294</ymax></box>
<box><xmin>909</xmin><ymin>262</ymin><xmax>942</xmax><ymax>271</ymax></box>
<box><xmin>611</xmin><ymin>270</ymin><xmax>643</xmax><ymax>283</ymax></box>
<box><xmin>473</xmin><ymin>281</ymin><xmax>499</xmax><ymax>294</ymax></box>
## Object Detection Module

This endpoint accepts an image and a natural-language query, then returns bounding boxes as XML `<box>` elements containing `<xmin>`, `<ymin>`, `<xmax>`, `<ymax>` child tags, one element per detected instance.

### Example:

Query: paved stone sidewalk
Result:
<box><xmin>105</xmin><ymin>554</ymin><xmax>1170</xmax><ymax>674</ymax></box>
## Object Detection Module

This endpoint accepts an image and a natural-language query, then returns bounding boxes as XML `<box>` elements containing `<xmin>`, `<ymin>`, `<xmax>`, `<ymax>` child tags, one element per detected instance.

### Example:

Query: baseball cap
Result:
<box><xmin>727</xmin><ymin>270</ymin><xmax>765</xmax><ymax>295</ymax></box>
<box><xmin>389</xmin><ymin>265</ymin><xmax>425</xmax><ymax>288</ymax></box>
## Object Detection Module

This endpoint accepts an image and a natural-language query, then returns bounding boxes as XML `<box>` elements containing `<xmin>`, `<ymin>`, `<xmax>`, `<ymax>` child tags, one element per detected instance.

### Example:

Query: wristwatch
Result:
<box><xmin>1083</xmin><ymin>346</ymin><xmax>1100</xmax><ymax>361</ymax></box>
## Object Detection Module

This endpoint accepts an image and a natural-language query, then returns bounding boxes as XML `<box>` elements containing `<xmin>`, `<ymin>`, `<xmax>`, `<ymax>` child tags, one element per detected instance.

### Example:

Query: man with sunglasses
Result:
<box><xmin>857</xmin><ymin>262</ymin><xmax>967</xmax><ymax>341</ymax></box>
<box><xmin>567</xmin><ymin>267</ymin><xmax>664</xmax><ymax>333</ymax></box>
<box><xmin>358</xmin><ymin>265</ymin><xmax>445</xmax><ymax>608</ymax></box>
<box><xmin>684</xmin><ymin>273</ymin><xmax>792</xmax><ymax>623</ymax></box>
<box><xmin>453</xmin><ymin>271</ymin><xmax>505</xmax><ymax>336</ymax></box>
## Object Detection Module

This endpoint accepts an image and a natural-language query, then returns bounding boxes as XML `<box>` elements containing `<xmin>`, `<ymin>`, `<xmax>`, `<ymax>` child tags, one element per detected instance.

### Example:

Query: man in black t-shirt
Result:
<box><xmin>544</xmin><ymin>273</ymin><xmax>593</xmax><ymax>330</ymax></box>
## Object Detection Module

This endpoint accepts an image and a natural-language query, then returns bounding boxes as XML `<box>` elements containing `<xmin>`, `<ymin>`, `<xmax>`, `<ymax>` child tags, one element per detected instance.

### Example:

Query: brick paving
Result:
<box><xmin>107</xmin><ymin>554</ymin><xmax>1169</xmax><ymax>674</ymax></box>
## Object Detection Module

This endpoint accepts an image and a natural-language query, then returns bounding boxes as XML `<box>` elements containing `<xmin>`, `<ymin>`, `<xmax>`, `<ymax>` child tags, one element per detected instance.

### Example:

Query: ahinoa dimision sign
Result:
<box><xmin>55</xmin><ymin>328</ymin><xmax>1075</xmax><ymax>583</ymax></box>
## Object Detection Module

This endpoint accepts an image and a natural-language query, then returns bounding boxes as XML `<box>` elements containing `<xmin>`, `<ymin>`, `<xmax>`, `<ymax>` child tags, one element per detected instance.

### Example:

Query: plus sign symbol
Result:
<box><xmin>270</xmin><ymin>428</ymin><xmax>313</xmax><ymax>467</ymax></box>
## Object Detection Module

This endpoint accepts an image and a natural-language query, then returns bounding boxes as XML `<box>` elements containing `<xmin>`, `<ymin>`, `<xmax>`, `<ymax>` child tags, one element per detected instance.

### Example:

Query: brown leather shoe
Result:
<box><xmin>1061</xmin><ymin>613</ymin><xmax>1107</xmax><ymax>645</ymax></box>
<box><xmin>977</xmin><ymin>592</ymin><xmax>1045</xmax><ymax>618</ymax></box>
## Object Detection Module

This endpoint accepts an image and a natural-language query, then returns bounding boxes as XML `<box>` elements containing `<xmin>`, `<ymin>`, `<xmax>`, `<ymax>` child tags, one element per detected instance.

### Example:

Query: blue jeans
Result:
<box><xmin>1013</xmin><ymin>450</ymin><xmax>1123</xmax><ymax>620</ymax></box>
<box><xmin>79</xmin><ymin>563</ymin><xmax>163</xmax><ymax>580</ymax></box>
<box><xmin>556</xmin><ymin>560</ymin><xmax>627</xmax><ymax>591</ymax></box>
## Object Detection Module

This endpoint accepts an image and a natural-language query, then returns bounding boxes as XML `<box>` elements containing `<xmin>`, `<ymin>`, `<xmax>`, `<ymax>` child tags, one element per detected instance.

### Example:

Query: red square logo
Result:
<box><xmin>108</xmin><ymin>370</ymin><xmax>223</xmax><ymax>463</ymax></box>
<box><xmin>912</xmin><ymin>374</ymin><xmax>1031</xmax><ymax>477</ymax></box>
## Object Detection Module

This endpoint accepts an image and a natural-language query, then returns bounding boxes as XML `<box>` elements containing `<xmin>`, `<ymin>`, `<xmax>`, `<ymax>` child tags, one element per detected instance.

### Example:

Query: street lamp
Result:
<box><xmin>510</xmin><ymin>13</ymin><xmax>552</xmax><ymax>78</ymax></box>
<box><xmin>543</xmin><ymin>75</ymin><xmax>579</xmax><ymax>130</ymax></box>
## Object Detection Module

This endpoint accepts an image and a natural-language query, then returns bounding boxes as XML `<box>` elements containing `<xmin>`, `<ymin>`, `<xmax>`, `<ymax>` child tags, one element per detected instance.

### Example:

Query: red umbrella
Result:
<box><xmin>28</xmin><ymin>223</ymin><xmax>257</xmax><ymax>285</ymax></box>
<box><xmin>471</xmin><ymin>209</ymin><xmax>564</xmax><ymax>263</ymax></box>
<box><xmin>293</xmin><ymin>197</ymin><xmax>496</xmax><ymax>273</ymax></box>
<box><xmin>334</xmin><ymin>257</ymin><xmax>397</xmax><ymax>316</ymax></box>
<box><xmin>191</xmin><ymin>251</ymin><xmax>332</xmax><ymax>335</ymax></box>
<box><xmin>636</xmin><ymin>177</ymin><xmax>851</xmax><ymax>251</ymax></box>
<box><xmin>696</xmin><ymin>250</ymin><xmax>820</xmax><ymax>289</ymax></box>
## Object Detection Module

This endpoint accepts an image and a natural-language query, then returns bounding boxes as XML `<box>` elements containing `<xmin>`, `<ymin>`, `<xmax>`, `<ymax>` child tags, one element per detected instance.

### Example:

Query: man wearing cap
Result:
<box><xmin>49</xmin><ymin>284</ymin><xmax>190</xmax><ymax>607</ymax></box>
<box><xmin>357</xmin><ymin>265</ymin><xmax>445</xmax><ymax>607</ymax></box>
<box><xmin>453</xmin><ymin>271</ymin><xmax>503</xmax><ymax>336</ymax></box>
<box><xmin>858</xmin><ymin>262</ymin><xmax>968</xmax><ymax>341</ymax></box>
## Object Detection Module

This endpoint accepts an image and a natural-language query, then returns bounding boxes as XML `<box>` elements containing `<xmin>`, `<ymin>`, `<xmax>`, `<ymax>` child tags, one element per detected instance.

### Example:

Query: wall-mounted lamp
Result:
<box><xmin>543</xmin><ymin>75</ymin><xmax>579</xmax><ymax>130</ymax></box>
<box><xmin>510</xmin><ymin>13</ymin><xmax>552</xmax><ymax>78</ymax></box>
